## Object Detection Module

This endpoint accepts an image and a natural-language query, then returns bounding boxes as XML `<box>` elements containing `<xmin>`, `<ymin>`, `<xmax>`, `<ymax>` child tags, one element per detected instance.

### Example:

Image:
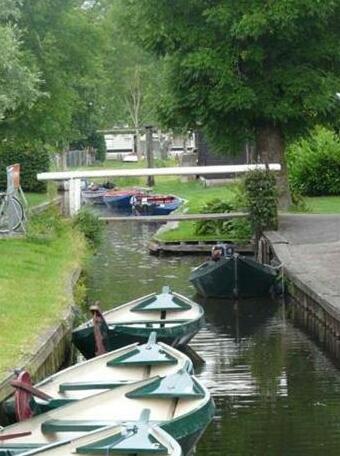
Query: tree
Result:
<box><xmin>100</xmin><ymin>1</ymin><xmax>164</xmax><ymax>157</ymax></box>
<box><xmin>125</xmin><ymin>0</ymin><xmax>340</xmax><ymax>207</ymax></box>
<box><xmin>0</xmin><ymin>0</ymin><xmax>40</xmax><ymax>121</ymax></box>
<box><xmin>0</xmin><ymin>0</ymin><xmax>109</xmax><ymax>155</ymax></box>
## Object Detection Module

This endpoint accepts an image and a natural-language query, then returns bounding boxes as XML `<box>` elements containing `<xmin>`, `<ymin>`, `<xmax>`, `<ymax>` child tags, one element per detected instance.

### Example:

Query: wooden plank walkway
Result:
<box><xmin>99</xmin><ymin>212</ymin><xmax>247</xmax><ymax>223</ymax></box>
<box><xmin>148</xmin><ymin>239</ymin><xmax>254</xmax><ymax>255</ymax></box>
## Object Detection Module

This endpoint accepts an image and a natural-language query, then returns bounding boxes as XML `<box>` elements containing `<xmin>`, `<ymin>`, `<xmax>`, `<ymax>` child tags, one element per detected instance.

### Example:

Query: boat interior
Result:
<box><xmin>1</xmin><ymin>411</ymin><xmax>182</xmax><ymax>456</ymax></box>
<box><xmin>34</xmin><ymin>337</ymin><xmax>191</xmax><ymax>400</ymax></box>
<box><xmin>93</xmin><ymin>289</ymin><xmax>203</xmax><ymax>329</ymax></box>
<box><xmin>0</xmin><ymin>372</ymin><xmax>208</xmax><ymax>447</ymax></box>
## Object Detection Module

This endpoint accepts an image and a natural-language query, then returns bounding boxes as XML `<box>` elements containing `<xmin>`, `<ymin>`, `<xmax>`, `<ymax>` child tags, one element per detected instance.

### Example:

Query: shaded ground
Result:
<box><xmin>267</xmin><ymin>214</ymin><xmax>340</xmax><ymax>317</ymax></box>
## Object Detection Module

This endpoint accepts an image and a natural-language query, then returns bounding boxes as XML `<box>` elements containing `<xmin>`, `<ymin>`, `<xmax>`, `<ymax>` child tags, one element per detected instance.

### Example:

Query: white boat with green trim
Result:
<box><xmin>14</xmin><ymin>410</ymin><xmax>183</xmax><ymax>456</ymax></box>
<box><xmin>5</xmin><ymin>333</ymin><xmax>193</xmax><ymax>422</ymax></box>
<box><xmin>72</xmin><ymin>287</ymin><xmax>205</xmax><ymax>359</ymax></box>
<box><xmin>0</xmin><ymin>370</ymin><xmax>214</xmax><ymax>456</ymax></box>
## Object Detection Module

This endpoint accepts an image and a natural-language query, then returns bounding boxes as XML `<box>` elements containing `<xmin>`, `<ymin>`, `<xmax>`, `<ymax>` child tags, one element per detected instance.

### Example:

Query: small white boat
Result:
<box><xmin>16</xmin><ymin>411</ymin><xmax>182</xmax><ymax>456</ymax></box>
<box><xmin>72</xmin><ymin>286</ymin><xmax>205</xmax><ymax>359</ymax></box>
<box><xmin>0</xmin><ymin>371</ymin><xmax>214</xmax><ymax>456</ymax></box>
<box><xmin>7</xmin><ymin>333</ymin><xmax>192</xmax><ymax>420</ymax></box>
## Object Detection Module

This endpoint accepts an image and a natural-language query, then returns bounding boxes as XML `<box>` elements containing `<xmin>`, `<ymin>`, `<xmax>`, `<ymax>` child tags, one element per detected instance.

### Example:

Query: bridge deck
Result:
<box><xmin>99</xmin><ymin>212</ymin><xmax>247</xmax><ymax>222</ymax></box>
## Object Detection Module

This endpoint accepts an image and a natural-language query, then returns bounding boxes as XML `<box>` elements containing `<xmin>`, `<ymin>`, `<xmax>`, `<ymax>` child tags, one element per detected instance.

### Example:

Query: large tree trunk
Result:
<box><xmin>256</xmin><ymin>124</ymin><xmax>291</xmax><ymax>210</ymax></box>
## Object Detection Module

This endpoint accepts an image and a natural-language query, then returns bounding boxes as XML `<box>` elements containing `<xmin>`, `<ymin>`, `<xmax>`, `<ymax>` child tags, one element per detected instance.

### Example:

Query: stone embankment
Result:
<box><xmin>261</xmin><ymin>214</ymin><xmax>340</xmax><ymax>358</ymax></box>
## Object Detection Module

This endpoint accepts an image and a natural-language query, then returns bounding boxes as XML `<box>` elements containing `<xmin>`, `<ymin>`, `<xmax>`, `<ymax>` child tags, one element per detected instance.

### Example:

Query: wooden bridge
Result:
<box><xmin>37</xmin><ymin>163</ymin><xmax>281</xmax><ymax>215</ymax></box>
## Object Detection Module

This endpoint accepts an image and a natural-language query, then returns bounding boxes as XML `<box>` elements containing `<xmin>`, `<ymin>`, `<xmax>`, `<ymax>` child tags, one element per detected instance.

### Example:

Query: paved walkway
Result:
<box><xmin>266</xmin><ymin>214</ymin><xmax>340</xmax><ymax>318</ymax></box>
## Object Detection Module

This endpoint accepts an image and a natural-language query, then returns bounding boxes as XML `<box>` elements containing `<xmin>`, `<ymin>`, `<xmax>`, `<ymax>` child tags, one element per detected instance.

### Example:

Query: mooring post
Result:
<box><xmin>68</xmin><ymin>178</ymin><xmax>81</xmax><ymax>216</ymax></box>
<box><xmin>145</xmin><ymin>125</ymin><xmax>155</xmax><ymax>187</ymax></box>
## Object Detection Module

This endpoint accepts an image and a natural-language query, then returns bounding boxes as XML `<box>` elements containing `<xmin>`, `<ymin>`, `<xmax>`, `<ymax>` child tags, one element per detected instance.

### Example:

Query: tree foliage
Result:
<box><xmin>0</xmin><ymin>0</ymin><xmax>41</xmax><ymax>121</ymax></box>
<box><xmin>124</xmin><ymin>0</ymin><xmax>340</xmax><ymax>151</ymax></box>
<box><xmin>287</xmin><ymin>127</ymin><xmax>340</xmax><ymax>196</ymax></box>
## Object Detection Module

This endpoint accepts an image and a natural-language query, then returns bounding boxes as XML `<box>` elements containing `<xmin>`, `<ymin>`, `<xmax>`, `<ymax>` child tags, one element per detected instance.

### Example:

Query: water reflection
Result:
<box><xmin>87</xmin><ymin>220</ymin><xmax>340</xmax><ymax>455</ymax></box>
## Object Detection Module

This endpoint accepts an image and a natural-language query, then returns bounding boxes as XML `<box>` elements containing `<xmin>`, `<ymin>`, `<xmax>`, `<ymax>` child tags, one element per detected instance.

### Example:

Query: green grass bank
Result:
<box><xmin>0</xmin><ymin>218</ymin><xmax>87</xmax><ymax>379</ymax></box>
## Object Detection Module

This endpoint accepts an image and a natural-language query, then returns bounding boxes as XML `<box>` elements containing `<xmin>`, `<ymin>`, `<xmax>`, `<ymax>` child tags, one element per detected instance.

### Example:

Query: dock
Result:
<box><xmin>99</xmin><ymin>212</ymin><xmax>247</xmax><ymax>223</ymax></box>
<box><xmin>148</xmin><ymin>239</ymin><xmax>254</xmax><ymax>255</ymax></box>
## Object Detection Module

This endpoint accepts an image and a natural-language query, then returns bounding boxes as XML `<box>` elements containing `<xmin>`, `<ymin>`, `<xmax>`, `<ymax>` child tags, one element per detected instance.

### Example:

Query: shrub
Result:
<box><xmin>194</xmin><ymin>198</ymin><xmax>251</xmax><ymax>242</ymax></box>
<box><xmin>72</xmin><ymin>208</ymin><xmax>103</xmax><ymax>247</ymax></box>
<box><xmin>0</xmin><ymin>139</ymin><xmax>50</xmax><ymax>193</ymax></box>
<box><xmin>243</xmin><ymin>169</ymin><xmax>278</xmax><ymax>239</ymax></box>
<box><xmin>287</xmin><ymin>127</ymin><xmax>340</xmax><ymax>196</ymax></box>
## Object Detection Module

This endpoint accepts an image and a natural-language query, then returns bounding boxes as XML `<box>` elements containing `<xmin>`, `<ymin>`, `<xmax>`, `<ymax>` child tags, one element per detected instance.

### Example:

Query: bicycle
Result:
<box><xmin>0</xmin><ymin>191</ymin><xmax>25</xmax><ymax>234</ymax></box>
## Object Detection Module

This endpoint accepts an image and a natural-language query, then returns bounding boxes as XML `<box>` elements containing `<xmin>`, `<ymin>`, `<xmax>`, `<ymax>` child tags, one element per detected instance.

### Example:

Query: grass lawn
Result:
<box><xmin>152</xmin><ymin>178</ymin><xmax>243</xmax><ymax>242</ymax></box>
<box><xmin>0</xmin><ymin>223</ymin><xmax>86</xmax><ymax>378</ymax></box>
<box><xmin>26</xmin><ymin>192</ymin><xmax>49</xmax><ymax>207</ymax></box>
<box><xmin>302</xmin><ymin>196</ymin><xmax>340</xmax><ymax>214</ymax></box>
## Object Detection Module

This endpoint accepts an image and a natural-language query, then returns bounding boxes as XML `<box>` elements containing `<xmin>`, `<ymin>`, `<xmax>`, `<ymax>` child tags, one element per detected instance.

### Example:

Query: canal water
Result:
<box><xmin>87</xmin><ymin>221</ymin><xmax>340</xmax><ymax>456</ymax></box>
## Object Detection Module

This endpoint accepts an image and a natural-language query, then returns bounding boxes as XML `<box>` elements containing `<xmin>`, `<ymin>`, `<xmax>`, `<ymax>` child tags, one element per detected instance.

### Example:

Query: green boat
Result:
<box><xmin>0</xmin><ymin>371</ymin><xmax>215</xmax><ymax>456</ymax></box>
<box><xmin>4</xmin><ymin>410</ymin><xmax>183</xmax><ymax>456</ymax></box>
<box><xmin>72</xmin><ymin>287</ymin><xmax>205</xmax><ymax>359</ymax></box>
<box><xmin>4</xmin><ymin>333</ymin><xmax>193</xmax><ymax>424</ymax></box>
<box><xmin>190</xmin><ymin>246</ymin><xmax>277</xmax><ymax>299</ymax></box>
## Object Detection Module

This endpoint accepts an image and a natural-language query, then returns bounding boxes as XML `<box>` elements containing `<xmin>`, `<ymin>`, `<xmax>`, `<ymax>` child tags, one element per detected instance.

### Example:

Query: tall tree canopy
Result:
<box><xmin>125</xmin><ymin>0</ymin><xmax>340</xmax><ymax>205</ymax></box>
<box><xmin>0</xmin><ymin>0</ymin><xmax>41</xmax><ymax>121</ymax></box>
<box><xmin>0</xmin><ymin>0</ymin><xmax>109</xmax><ymax>149</ymax></box>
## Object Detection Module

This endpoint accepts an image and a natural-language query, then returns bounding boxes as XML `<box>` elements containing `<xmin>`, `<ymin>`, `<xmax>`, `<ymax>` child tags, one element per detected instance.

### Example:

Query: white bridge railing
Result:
<box><xmin>37</xmin><ymin>164</ymin><xmax>281</xmax><ymax>215</ymax></box>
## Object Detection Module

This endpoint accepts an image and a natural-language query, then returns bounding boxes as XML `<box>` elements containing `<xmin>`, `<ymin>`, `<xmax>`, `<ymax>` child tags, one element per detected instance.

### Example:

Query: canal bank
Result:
<box><xmin>262</xmin><ymin>213</ymin><xmax>340</xmax><ymax>361</ymax></box>
<box><xmin>0</xmin><ymin>210</ymin><xmax>87</xmax><ymax>414</ymax></box>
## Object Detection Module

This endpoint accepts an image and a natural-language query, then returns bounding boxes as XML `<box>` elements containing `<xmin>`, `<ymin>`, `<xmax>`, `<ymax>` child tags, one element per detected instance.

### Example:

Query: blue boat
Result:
<box><xmin>131</xmin><ymin>194</ymin><xmax>182</xmax><ymax>216</ymax></box>
<box><xmin>103</xmin><ymin>189</ymin><xmax>145</xmax><ymax>210</ymax></box>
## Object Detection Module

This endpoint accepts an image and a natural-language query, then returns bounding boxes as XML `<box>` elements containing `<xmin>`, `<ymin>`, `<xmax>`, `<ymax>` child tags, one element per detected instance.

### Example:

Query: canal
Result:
<box><xmin>87</xmin><ymin>220</ymin><xmax>340</xmax><ymax>455</ymax></box>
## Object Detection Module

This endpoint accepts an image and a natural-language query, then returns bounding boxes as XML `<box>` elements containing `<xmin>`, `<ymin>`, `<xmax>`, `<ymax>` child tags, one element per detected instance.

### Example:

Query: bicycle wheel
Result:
<box><xmin>0</xmin><ymin>195</ymin><xmax>24</xmax><ymax>233</ymax></box>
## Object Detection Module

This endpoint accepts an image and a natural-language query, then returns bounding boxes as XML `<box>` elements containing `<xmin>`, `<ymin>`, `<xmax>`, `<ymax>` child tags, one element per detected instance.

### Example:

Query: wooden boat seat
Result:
<box><xmin>58</xmin><ymin>381</ymin><xmax>129</xmax><ymax>393</ymax></box>
<box><xmin>131</xmin><ymin>287</ymin><xmax>191</xmax><ymax>313</ymax></box>
<box><xmin>76</xmin><ymin>409</ymin><xmax>168</xmax><ymax>455</ymax></box>
<box><xmin>108</xmin><ymin>318</ymin><xmax>189</xmax><ymax>327</ymax></box>
<box><xmin>41</xmin><ymin>420</ymin><xmax>113</xmax><ymax>433</ymax></box>
<box><xmin>107</xmin><ymin>333</ymin><xmax>178</xmax><ymax>367</ymax></box>
<box><xmin>127</xmin><ymin>370</ymin><xmax>205</xmax><ymax>399</ymax></box>
<box><xmin>0</xmin><ymin>443</ymin><xmax>43</xmax><ymax>455</ymax></box>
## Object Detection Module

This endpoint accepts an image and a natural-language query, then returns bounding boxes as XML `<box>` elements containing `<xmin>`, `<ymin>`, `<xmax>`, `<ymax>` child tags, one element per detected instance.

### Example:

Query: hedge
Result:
<box><xmin>244</xmin><ymin>169</ymin><xmax>278</xmax><ymax>239</ymax></box>
<box><xmin>0</xmin><ymin>140</ymin><xmax>50</xmax><ymax>193</ymax></box>
<box><xmin>287</xmin><ymin>127</ymin><xmax>340</xmax><ymax>196</ymax></box>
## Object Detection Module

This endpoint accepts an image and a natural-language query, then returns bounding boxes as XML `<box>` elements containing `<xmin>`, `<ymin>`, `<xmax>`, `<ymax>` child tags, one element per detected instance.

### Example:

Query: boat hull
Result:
<box><xmin>134</xmin><ymin>198</ymin><xmax>181</xmax><ymax>216</ymax></box>
<box><xmin>72</xmin><ymin>316</ymin><xmax>204</xmax><ymax>360</ymax></box>
<box><xmin>81</xmin><ymin>190</ymin><xmax>106</xmax><ymax>205</ymax></box>
<box><xmin>190</xmin><ymin>255</ymin><xmax>277</xmax><ymax>298</ymax></box>
<box><xmin>163</xmin><ymin>396</ymin><xmax>215</xmax><ymax>456</ymax></box>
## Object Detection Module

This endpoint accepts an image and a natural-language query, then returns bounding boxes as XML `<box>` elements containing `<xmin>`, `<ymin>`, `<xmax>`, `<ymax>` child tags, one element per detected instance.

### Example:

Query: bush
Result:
<box><xmin>72</xmin><ymin>208</ymin><xmax>103</xmax><ymax>247</ymax></box>
<box><xmin>194</xmin><ymin>198</ymin><xmax>251</xmax><ymax>242</ymax></box>
<box><xmin>0</xmin><ymin>139</ymin><xmax>50</xmax><ymax>193</ymax></box>
<box><xmin>287</xmin><ymin>127</ymin><xmax>340</xmax><ymax>196</ymax></box>
<box><xmin>244</xmin><ymin>169</ymin><xmax>278</xmax><ymax>238</ymax></box>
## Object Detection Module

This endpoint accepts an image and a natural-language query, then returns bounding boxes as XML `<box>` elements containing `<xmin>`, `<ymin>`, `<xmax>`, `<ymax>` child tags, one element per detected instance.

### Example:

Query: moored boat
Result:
<box><xmin>103</xmin><ymin>188</ymin><xmax>146</xmax><ymax>210</ymax></box>
<box><xmin>4</xmin><ymin>333</ymin><xmax>193</xmax><ymax>422</ymax></box>
<box><xmin>189</xmin><ymin>245</ymin><xmax>278</xmax><ymax>299</ymax></box>
<box><xmin>3</xmin><ymin>411</ymin><xmax>183</xmax><ymax>456</ymax></box>
<box><xmin>0</xmin><ymin>370</ymin><xmax>215</xmax><ymax>456</ymax></box>
<box><xmin>82</xmin><ymin>182</ymin><xmax>115</xmax><ymax>205</ymax></box>
<box><xmin>131</xmin><ymin>194</ymin><xmax>182</xmax><ymax>216</ymax></box>
<box><xmin>72</xmin><ymin>286</ymin><xmax>205</xmax><ymax>359</ymax></box>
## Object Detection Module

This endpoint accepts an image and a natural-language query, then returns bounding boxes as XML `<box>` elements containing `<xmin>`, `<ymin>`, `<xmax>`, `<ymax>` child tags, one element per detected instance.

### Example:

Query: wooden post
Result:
<box><xmin>145</xmin><ymin>125</ymin><xmax>155</xmax><ymax>186</ymax></box>
<box><xmin>68</xmin><ymin>178</ymin><xmax>81</xmax><ymax>216</ymax></box>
